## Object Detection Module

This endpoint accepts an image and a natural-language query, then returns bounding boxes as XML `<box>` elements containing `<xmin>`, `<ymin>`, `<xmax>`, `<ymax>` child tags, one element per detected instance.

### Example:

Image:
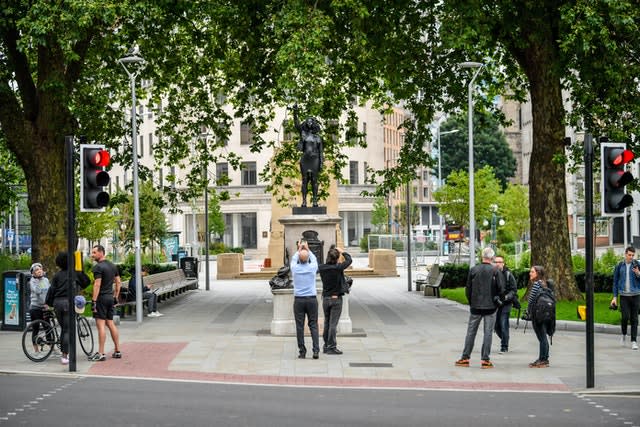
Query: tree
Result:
<box><xmin>370</xmin><ymin>197</ymin><xmax>389</xmax><ymax>233</ymax></box>
<box><xmin>208</xmin><ymin>196</ymin><xmax>225</xmax><ymax>242</ymax></box>
<box><xmin>395</xmin><ymin>200</ymin><xmax>420</xmax><ymax>234</ymax></box>
<box><xmin>440</xmin><ymin>111</ymin><xmax>516</xmax><ymax>189</ymax></box>
<box><xmin>0</xmin><ymin>137</ymin><xmax>24</xmax><ymax>216</ymax></box>
<box><xmin>499</xmin><ymin>184</ymin><xmax>530</xmax><ymax>242</ymax></box>
<box><xmin>434</xmin><ymin>166</ymin><xmax>502</xmax><ymax>230</ymax></box>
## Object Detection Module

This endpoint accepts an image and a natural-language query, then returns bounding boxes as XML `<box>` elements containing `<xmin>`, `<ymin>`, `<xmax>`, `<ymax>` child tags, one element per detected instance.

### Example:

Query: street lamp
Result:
<box><xmin>118</xmin><ymin>46</ymin><xmax>145</xmax><ymax>323</ymax></box>
<box><xmin>436</xmin><ymin>126</ymin><xmax>459</xmax><ymax>257</ymax></box>
<box><xmin>458</xmin><ymin>61</ymin><xmax>485</xmax><ymax>267</ymax></box>
<box><xmin>488</xmin><ymin>204</ymin><xmax>505</xmax><ymax>249</ymax></box>
<box><xmin>200</xmin><ymin>133</ymin><xmax>211</xmax><ymax>292</ymax></box>
<box><xmin>111</xmin><ymin>207</ymin><xmax>120</xmax><ymax>263</ymax></box>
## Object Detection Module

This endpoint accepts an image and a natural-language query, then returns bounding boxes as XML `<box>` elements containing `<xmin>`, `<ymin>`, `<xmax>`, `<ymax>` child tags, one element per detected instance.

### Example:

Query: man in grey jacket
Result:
<box><xmin>455</xmin><ymin>247</ymin><xmax>505</xmax><ymax>369</ymax></box>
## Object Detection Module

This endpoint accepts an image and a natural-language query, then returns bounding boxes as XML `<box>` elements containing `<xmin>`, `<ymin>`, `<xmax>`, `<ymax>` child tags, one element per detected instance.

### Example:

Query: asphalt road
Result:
<box><xmin>0</xmin><ymin>374</ymin><xmax>638</xmax><ymax>427</ymax></box>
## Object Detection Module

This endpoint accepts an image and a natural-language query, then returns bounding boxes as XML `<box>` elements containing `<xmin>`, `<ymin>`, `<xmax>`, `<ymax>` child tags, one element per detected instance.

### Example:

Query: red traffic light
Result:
<box><xmin>87</xmin><ymin>149</ymin><xmax>111</xmax><ymax>167</ymax></box>
<box><xmin>609</xmin><ymin>148</ymin><xmax>634</xmax><ymax>166</ymax></box>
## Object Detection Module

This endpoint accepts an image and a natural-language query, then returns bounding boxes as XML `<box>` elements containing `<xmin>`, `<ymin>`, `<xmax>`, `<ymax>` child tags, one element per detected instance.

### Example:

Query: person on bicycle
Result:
<box><xmin>46</xmin><ymin>252</ymin><xmax>90</xmax><ymax>365</ymax></box>
<box><xmin>29</xmin><ymin>263</ymin><xmax>50</xmax><ymax>354</ymax></box>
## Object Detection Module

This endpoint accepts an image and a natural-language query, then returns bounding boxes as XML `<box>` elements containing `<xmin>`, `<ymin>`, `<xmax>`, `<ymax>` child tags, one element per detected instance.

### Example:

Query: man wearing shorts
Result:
<box><xmin>89</xmin><ymin>244</ymin><xmax>122</xmax><ymax>361</ymax></box>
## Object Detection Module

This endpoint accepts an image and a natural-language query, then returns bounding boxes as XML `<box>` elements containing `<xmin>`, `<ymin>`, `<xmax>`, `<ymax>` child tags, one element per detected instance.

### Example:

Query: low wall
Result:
<box><xmin>216</xmin><ymin>253</ymin><xmax>244</xmax><ymax>279</ymax></box>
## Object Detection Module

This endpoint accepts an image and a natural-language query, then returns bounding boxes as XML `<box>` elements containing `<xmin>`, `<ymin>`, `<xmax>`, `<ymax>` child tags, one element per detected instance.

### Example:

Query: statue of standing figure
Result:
<box><xmin>293</xmin><ymin>104</ymin><xmax>324</xmax><ymax>207</ymax></box>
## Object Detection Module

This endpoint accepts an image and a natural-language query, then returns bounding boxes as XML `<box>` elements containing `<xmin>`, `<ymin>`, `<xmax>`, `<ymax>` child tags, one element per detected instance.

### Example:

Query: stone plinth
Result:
<box><xmin>216</xmin><ymin>253</ymin><xmax>244</xmax><ymax>279</ymax></box>
<box><xmin>270</xmin><ymin>284</ymin><xmax>352</xmax><ymax>336</ymax></box>
<box><xmin>279</xmin><ymin>214</ymin><xmax>342</xmax><ymax>263</ymax></box>
<box><xmin>369</xmin><ymin>249</ymin><xmax>398</xmax><ymax>276</ymax></box>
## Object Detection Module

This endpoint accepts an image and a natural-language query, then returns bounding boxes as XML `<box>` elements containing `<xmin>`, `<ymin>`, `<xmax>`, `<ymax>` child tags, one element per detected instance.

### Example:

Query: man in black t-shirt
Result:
<box><xmin>89</xmin><ymin>245</ymin><xmax>122</xmax><ymax>361</ymax></box>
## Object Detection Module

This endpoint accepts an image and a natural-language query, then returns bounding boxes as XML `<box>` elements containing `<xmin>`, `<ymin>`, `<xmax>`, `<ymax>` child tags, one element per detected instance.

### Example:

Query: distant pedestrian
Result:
<box><xmin>318</xmin><ymin>246</ymin><xmax>352</xmax><ymax>355</ymax></box>
<box><xmin>494</xmin><ymin>256</ymin><xmax>519</xmax><ymax>353</ymax></box>
<box><xmin>89</xmin><ymin>245</ymin><xmax>122</xmax><ymax>361</ymax></box>
<box><xmin>127</xmin><ymin>266</ymin><xmax>162</xmax><ymax>317</ymax></box>
<box><xmin>291</xmin><ymin>240</ymin><xmax>320</xmax><ymax>359</ymax></box>
<box><xmin>611</xmin><ymin>246</ymin><xmax>640</xmax><ymax>350</ymax></box>
<box><xmin>525</xmin><ymin>265</ymin><xmax>554</xmax><ymax>368</ymax></box>
<box><xmin>28</xmin><ymin>263</ymin><xmax>50</xmax><ymax>354</ymax></box>
<box><xmin>455</xmin><ymin>247</ymin><xmax>505</xmax><ymax>369</ymax></box>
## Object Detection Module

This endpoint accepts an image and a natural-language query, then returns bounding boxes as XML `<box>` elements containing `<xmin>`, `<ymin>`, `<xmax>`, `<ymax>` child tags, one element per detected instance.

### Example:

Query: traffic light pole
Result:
<box><xmin>584</xmin><ymin>133</ymin><xmax>595</xmax><ymax>388</ymax></box>
<box><xmin>65</xmin><ymin>136</ymin><xmax>77</xmax><ymax>372</ymax></box>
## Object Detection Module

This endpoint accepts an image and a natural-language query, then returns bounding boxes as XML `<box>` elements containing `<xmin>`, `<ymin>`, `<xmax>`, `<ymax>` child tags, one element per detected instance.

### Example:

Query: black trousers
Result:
<box><xmin>293</xmin><ymin>296</ymin><xmax>319</xmax><ymax>353</ymax></box>
<box><xmin>620</xmin><ymin>294</ymin><xmax>640</xmax><ymax>341</ymax></box>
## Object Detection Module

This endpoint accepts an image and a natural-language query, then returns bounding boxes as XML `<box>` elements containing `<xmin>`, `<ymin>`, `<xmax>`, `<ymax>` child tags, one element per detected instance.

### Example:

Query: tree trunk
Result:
<box><xmin>519</xmin><ymin>45</ymin><xmax>582</xmax><ymax>301</ymax></box>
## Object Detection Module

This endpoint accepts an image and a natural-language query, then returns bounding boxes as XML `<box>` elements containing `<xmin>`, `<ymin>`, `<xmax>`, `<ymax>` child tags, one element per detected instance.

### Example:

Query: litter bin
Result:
<box><xmin>2</xmin><ymin>270</ymin><xmax>30</xmax><ymax>331</ymax></box>
<box><xmin>180</xmin><ymin>257</ymin><xmax>198</xmax><ymax>279</ymax></box>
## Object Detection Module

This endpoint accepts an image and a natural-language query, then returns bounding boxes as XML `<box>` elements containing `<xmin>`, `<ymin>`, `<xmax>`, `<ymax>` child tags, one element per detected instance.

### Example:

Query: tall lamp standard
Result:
<box><xmin>200</xmin><ymin>133</ymin><xmax>211</xmax><ymax>291</ymax></box>
<box><xmin>436</xmin><ymin>127</ymin><xmax>459</xmax><ymax>257</ymax></box>
<box><xmin>118</xmin><ymin>47</ymin><xmax>145</xmax><ymax>323</ymax></box>
<box><xmin>458</xmin><ymin>61</ymin><xmax>484</xmax><ymax>267</ymax></box>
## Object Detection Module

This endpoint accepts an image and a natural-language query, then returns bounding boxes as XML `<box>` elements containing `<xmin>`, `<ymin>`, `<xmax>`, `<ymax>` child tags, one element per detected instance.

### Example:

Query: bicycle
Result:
<box><xmin>22</xmin><ymin>306</ymin><xmax>95</xmax><ymax>362</ymax></box>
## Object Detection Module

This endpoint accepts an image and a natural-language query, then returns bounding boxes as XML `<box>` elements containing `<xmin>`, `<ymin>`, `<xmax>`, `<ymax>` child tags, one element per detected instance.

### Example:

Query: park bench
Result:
<box><xmin>414</xmin><ymin>264</ymin><xmax>444</xmax><ymax>298</ymax></box>
<box><xmin>117</xmin><ymin>268</ymin><xmax>198</xmax><ymax>318</ymax></box>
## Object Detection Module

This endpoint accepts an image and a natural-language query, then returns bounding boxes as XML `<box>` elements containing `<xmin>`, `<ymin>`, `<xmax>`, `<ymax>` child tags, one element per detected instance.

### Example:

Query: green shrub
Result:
<box><xmin>360</xmin><ymin>235</ymin><xmax>369</xmax><ymax>252</ymax></box>
<box><xmin>595</xmin><ymin>248</ymin><xmax>619</xmax><ymax>274</ymax></box>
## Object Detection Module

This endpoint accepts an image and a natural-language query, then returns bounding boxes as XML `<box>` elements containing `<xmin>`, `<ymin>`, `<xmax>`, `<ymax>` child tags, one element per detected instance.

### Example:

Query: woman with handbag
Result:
<box><xmin>318</xmin><ymin>246</ymin><xmax>352</xmax><ymax>355</ymax></box>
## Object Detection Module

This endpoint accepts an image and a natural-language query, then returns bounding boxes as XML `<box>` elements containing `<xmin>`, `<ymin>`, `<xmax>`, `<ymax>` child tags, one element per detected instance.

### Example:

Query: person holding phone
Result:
<box><xmin>290</xmin><ymin>239</ymin><xmax>320</xmax><ymax>359</ymax></box>
<box><xmin>611</xmin><ymin>246</ymin><xmax>640</xmax><ymax>350</ymax></box>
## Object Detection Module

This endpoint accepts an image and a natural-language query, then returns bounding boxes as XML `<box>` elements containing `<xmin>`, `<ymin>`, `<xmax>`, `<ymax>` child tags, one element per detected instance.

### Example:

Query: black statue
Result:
<box><xmin>293</xmin><ymin>104</ymin><xmax>323</xmax><ymax>207</ymax></box>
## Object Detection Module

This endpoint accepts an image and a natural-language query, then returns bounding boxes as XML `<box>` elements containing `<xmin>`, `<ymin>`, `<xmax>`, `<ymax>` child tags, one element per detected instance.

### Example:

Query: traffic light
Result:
<box><xmin>80</xmin><ymin>144</ymin><xmax>111</xmax><ymax>212</ymax></box>
<box><xmin>601</xmin><ymin>142</ymin><xmax>634</xmax><ymax>216</ymax></box>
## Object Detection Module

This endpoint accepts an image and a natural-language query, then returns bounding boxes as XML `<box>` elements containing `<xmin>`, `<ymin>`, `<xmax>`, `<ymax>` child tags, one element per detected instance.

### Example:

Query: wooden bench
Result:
<box><xmin>117</xmin><ymin>268</ymin><xmax>198</xmax><ymax>317</ymax></box>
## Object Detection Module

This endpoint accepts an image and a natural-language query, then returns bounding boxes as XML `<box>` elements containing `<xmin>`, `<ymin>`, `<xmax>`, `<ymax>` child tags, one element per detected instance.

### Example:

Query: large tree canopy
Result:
<box><xmin>1</xmin><ymin>1</ymin><xmax>638</xmax><ymax>300</ymax></box>
<box><xmin>440</xmin><ymin>111</ymin><xmax>516</xmax><ymax>189</ymax></box>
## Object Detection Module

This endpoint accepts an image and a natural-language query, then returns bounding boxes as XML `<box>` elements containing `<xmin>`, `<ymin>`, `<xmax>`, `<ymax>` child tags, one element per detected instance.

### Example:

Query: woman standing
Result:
<box><xmin>46</xmin><ymin>252</ymin><xmax>90</xmax><ymax>365</ymax></box>
<box><xmin>525</xmin><ymin>265</ymin><xmax>553</xmax><ymax>368</ymax></box>
<box><xmin>318</xmin><ymin>246</ymin><xmax>352</xmax><ymax>355</ymax></box>
<box><xmin>29</xmin><ymin>263</ymin><xmax>50</xmax><ymax>353</ymax></box>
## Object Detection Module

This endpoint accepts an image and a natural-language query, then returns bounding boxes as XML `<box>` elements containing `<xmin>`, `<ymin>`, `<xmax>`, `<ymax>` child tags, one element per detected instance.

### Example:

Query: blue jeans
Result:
<box><xmin>533</xmin><ymin>321</ymin><xmax>550</xmax><ymax>361</ymax></box>
<box><xmin>494</xmin><ymin>303</ymin><xmax>512</xmax><ymax>351</ymax></box>
<box><xmin>322</xmin><ymin>296</ymin><xmax>343</xmax><ymax>349</ymax></box>
<box><xmin>293</xmin><ymin>296</ymin><xmax>319</xmax><ymax>353</ymax></box>
<box><xmin>462</xmin><ymin>311</ymin><xmax>496</xmax><ymax>361</ymax></box>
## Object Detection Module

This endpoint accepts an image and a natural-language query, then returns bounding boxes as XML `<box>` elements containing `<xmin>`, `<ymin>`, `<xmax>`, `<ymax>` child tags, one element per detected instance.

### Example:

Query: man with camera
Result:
<box><xmin>290</xmin><ymin>239</ymin><xmax>320</xmax><ymax>359</ymax></box>
<box><xmin>611</xmin><ymin>246</ymin><xmax>640</xmax><ymax>350</ymax></box>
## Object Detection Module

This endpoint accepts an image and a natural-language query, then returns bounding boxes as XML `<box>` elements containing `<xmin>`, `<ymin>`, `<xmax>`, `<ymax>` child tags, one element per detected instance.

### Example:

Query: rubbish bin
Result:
<box><xmin>2</xmin><ymin>270</ymin><xmax>30</xmax><ymax>331</ymax></box>
<box><xmin>180</xmin><ymin>257</ymin><xmax>198</xmax><ymax>279</ymax></box>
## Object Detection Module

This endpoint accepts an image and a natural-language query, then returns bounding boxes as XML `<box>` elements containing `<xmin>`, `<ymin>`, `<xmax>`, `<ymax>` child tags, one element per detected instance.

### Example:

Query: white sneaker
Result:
<box><xmin>621</xmin><ymin>335</ymin><xmax>627</xmax><ymax>347</ymax></box>
<box><xmin>61</xmin><ymin>356</ymin><xmax>69</xmax><ymax>365</ymax></box>
<box><xmin>632</xmin><ymin>341</ymin><xmax>638</xmax><ymax>350</ymax></box>
<box><xmin>154</xmin><ymin>311</ymin><xmax>163</xmax><ymax>317</ymax></box>
<box><xmin>148</xmin><ymin>312</ymin><xmax>159</xmax><ymax>317</ymax></box>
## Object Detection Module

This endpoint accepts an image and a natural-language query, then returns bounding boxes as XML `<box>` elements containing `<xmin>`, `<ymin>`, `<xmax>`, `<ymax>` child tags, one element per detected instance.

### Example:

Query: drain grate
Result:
<box><xmin>349</xmin><ymin>362</ymin><xmax>393</xmax><ymax>368</ymax></box>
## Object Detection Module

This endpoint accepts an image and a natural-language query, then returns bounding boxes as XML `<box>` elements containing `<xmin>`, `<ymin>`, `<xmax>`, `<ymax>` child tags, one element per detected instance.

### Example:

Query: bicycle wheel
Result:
<box><xmin>22</xmin><ymin>320</ymin><xmax>56</xmax><ymax>362</ymax></box>
<box><xmin>76</xmin><ymin>315</ymin><xmax>94</xmax><ymax>356</ymax></box>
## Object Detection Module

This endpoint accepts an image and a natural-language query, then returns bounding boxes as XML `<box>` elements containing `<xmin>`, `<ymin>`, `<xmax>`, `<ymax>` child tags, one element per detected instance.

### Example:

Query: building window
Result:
<box><xmin>241</xmin><ymin>212</ymin><xmax>257</xmax><ymax>249</ymax></box>
<box><xmin>116</xmin><ymin>176</ymin><xmax>120</xmax><ymax>190</ymax></box>
<box><xmin>240</xmin><ymin>121</ymin><xmax>254</xmax><ymax>145</ymax></box>
<box><xmin>216</xmin><ymin>162</ymin><xmax>229</xmax><ymax>186</ymax></box>
<box><xmin>170</xmin><ymin>166</ymin><xmax>176</xmax><ymax>189</ymax></box>
<box><xmin>241</xmin><ymin>161</ymin><xmax>256</xmax><ymax>185</ymax></box>
<box><xmin>139</xmin><ymin>135</ymin><xmax>144</xmax><ymax>157</ymax></box>
<box><xmin>149</xmin><ymin>133</ymin><xmax>154</xmax><ymax>154</ymax></box>
<box><xmin>158</xmin><ymin>168</ymin><xmax>163</xmax><ymax>187</ymax></box>
<box><xmin>349</xmin><ymin>161</ymin><xmax>359</xmax><ymax>185</ymax></box>
<box><xmin>364</xmin><ymin>161</ymin><xmax>368</xmax><ymax>183</ymax></box>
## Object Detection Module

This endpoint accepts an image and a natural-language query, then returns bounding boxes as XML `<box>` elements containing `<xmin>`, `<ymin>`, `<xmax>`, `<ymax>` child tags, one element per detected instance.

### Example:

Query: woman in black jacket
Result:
<box><xmin>46</xmin><ymin>252</ymin><xmax>90</xmax><ymax>365</ymax></box>
<box><xmin>318</xmin><ymin>246</ymin><xmax>352</xmax><ymax>355</ymax></box>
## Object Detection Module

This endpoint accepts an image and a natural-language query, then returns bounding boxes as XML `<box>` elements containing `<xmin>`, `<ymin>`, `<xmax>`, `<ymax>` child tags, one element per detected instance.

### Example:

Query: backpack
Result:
<box><xmin>532</xmin><ymin>283</ymin><xmax>556</xmax><ymax>339</ymax></box>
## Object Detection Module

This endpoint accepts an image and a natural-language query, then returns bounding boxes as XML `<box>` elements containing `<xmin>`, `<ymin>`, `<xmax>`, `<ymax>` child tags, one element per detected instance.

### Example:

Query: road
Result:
<box><xmin>1</xmin><ymin>374</ymin><xmax>638</xmax><ymax>427</ymax></box>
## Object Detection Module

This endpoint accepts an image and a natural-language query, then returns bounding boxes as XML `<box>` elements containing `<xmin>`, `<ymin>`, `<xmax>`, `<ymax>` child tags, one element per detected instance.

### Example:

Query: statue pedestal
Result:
<box><xmin>270</xmin><ymin>285</ymin><xmax>352</xmax><ymax>336</ymax></box>
<box><xmin>270</xmin><ymin>212</ymin><xmax>352</xmax><ymax>335</ymax></box>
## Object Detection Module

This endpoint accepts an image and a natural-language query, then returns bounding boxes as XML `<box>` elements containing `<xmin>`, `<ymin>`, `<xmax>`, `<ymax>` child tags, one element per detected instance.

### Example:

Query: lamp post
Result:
<box><xmin>458</xmin><ymin>61</ymin><xmax>484</xmax><ymax>267</ymax></box>
<box><xmin>436</xmin><ymin>127</ymin><xmax>459</xmax><ymax>257</ymax></box>
<box><xmin>201</xmin><ymin>133</ymin><xmax>211</xmax><ymax>291</ymax></box>
<box><xmin>111</xmin><ymin>207</ymin><xmax>120</xmax><ymax>263</ymax></box>
<box><xmin>119</xmin><ymin>46</ymin><xmax>145</xmax><ymax>323</ymax></box>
